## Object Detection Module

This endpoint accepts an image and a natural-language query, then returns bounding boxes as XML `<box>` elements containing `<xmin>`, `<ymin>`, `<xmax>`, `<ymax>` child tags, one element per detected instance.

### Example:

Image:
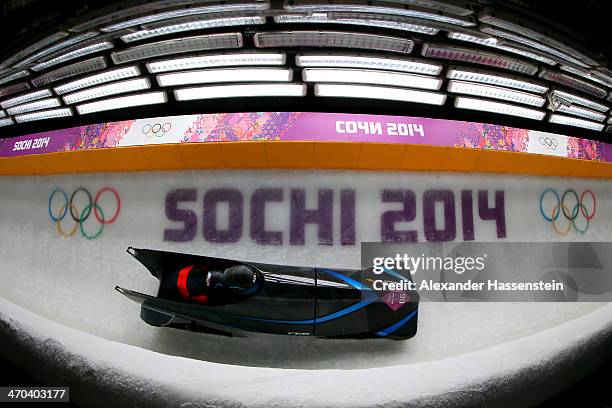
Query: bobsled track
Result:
<box><xmin>0</xmin><ymin>169</ymin><xmax>612</xmax><ymax>407</ymax></box>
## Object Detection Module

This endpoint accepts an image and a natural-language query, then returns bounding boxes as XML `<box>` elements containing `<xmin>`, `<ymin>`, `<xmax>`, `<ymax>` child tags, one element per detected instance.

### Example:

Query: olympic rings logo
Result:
<box><xmin>48</xmin><ymin>187</ymin><xmax>121</xmax><ymax>240</ymax></box>
<box><xmin>538</xmin><ymin>136</ymin><xmax>558</xmax><ymax>150</ymax></box>
<box><xmin>142</xmin><ymin>122</ymin><xmax>171</xmax><ymax>138</ymax></box>
<box><xmin>539</xmin><ymin>189</ymin><xmax>596</xmax><ymax>235</ymax></box>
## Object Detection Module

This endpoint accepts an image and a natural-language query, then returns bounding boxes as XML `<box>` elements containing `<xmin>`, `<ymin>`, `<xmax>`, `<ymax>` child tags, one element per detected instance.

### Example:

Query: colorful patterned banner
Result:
<box><xmin>0</xmin><ymin>112</ymin><xmax>609</xmax><ymax>162</ymax></box>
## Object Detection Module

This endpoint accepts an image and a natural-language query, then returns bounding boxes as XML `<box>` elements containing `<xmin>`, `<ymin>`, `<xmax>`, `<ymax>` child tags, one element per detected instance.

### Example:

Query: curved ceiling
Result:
<box><xmin>0</xmin><ymin>0</ymin><xmax>609</xmax><ymax>141</ymax></box>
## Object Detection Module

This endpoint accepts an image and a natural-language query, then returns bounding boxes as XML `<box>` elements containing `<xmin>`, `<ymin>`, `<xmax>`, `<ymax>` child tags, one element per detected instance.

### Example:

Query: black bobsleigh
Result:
<box><xmin>116</xmin><ymin>247</ymin><xmax>419</xmax><ymax>340</ymax></box>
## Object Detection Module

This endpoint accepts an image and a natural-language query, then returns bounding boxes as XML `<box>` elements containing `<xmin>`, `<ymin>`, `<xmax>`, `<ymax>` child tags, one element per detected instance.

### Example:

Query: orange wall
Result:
<box><xmin>0</xmin><ymin>141</ymin><xmax>610</xmax><ymax>178</ymax></box>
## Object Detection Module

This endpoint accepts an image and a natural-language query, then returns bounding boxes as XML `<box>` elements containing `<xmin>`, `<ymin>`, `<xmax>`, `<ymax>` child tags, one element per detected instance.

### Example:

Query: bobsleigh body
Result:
<box><xmin>116</xmin><ymin>247</ymin><xmax>419</xmax><ymax>340</ymax></box>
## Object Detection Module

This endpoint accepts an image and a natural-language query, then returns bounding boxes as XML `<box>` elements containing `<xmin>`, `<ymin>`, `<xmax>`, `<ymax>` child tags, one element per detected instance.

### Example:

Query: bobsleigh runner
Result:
<box><xmin>116</xmin><ymin>247</ymin><xmax>419</xmax><ymax>340</ymax></box>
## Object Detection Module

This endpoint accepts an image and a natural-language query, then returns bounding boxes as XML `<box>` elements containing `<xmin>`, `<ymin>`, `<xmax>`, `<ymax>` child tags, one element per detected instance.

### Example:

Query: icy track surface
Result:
<box><xmin>0</xmin><ymin>169</ymin><xmax>610</xmax><ymax>370</ymax></box>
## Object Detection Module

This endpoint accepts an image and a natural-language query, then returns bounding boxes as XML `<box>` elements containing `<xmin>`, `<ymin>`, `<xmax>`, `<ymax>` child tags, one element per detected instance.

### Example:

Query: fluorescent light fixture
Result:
<box><xmin>147</xmin><ymin>52</ymin><xmax>286</xmax><ymax>73</ymax></box>
<box><xmin>478</xmin><ymin>9</ymin><xmax>598</xmax><ymax>66</ymax></box>
<box><xmin>422</xmin><ymin>43</ymin><xmax>537</xmax><ymax>75</ymax></box>
<box><xmin>101</xmin><ymin>2</ymin><xmax>270</xmax><ymax>32</ymax></box>
<box><xmin>296</xmin><ymin>54</ymin><xmax>442</xmax><ymax>75</ymax></box>
<box><xmin>0</xmin><ymin>110</ymin><xmax>4</xmax><ymax>118</ymax></box>
<box><xmin>0</xmin><ymin>82</ymin><xmax>31</xmax><ymax>98</ymax></box>
<box><xmin>314</xmin><ymin>83</ymin><xmax>446</xmax><ymax>105</ymax></box>
<box><xmin>539</xmin><ymin>69</ymin><xmax>606</xmax><ymax>99</ymax></box>
<box><xmin>31</xmin><ymin>57</ymin><xmax>108</xmax><ymax>87</ymax></box>
<box><xmin>302</xmin><ymin>68</ymin><xmax>442</xmax><ymax>90</ymax></box>
<box><xmin>14</xmin><ymin>107</ymin><xmax>72</xmax><ymax>123</ymax></box>
<box><xmin>63</xmin><ymin>78</ymin><xmax>151</xmax><ymax>104</ymax></box>
<box><xmin>282</xmin><ymin>1</ymin><xmax>475</xmax><ymax>26</ymax></box>
<box><xmin>6</xmin><ymin>98</ymin><xmax>61</xmax><ymax>115</ymax></box>
<box><xmin>273</xmin><ymin>13</ymin><xmax>439</xmax><ymax>35</ymax></box>
<box><xmin>559</xmin><ymin>65</ymin><xmax>612</xmax><ymax>89</ymax></box>
<box><xmin>0</xmin><ymin>117</ymin><xmax>13</xmax><ymax>127</ymax></box>
<box><xmin>479</xmin><ymin>26</ymin><xmax>591</xmax><ymax>68</ymax></box>
<box><xmin>362</xmin><ymin>0</ymin><xmax>474</xmax><ymax>16</ymax></box>
<box><xmin>14</xmin><ymin>31</ymin><xmax>99</xmax><ymax>68</ymax></box>
<box><xmin>454</xmin><ymin>96</ymin><xmax>545</xmax><ymax>120</ymax></box>
<box><xmin>549</xmin><ymin>103</ymin><xmax>606</xmax><ymax>122</ymax></box>
<box><xmin>121</xmin><ymin>15</ymin><xmax>266</xmax><ymax>43</ymax></box>
<box><xmin>70</xmin><ymin>0</ymin><xmax>219</xmax><ymax>32</ymax></box>
<box><xmin>550</xmin><ymin>90</ymin><xmax>608</xmax><ymax>113</ymax></box>
<box><xmin>32</xmin><ymin>42</ymin><xmax>114</xmax><ymax>72</ymax></box>
<box><xmin>0</xmin><ymin>70</ymin><xmax>30</xmax><ymax>85</ymax></box>
<box><xmin>591</xmin><ymin>69</ymin><xmax>612</xmax><ymax>87</ymax></box>
<box><xmin>1</xmin><ymin>89</ymin><xmax>52</xmax><ymax>109</ymax></box>
<box><xmin>254</xmin><ymin>31</ymin><xmax>414</xmax><ymax>54</ymax></box>
<box><xmin>608</xmin><ymin>116</ymin><xmax>612</xmax><ymax>124</ymax></box>
<box><xmin>607</xmin><ymin>125</ymin><xmax>612</xmax><ymax>133</ymax></box>
<box><xmin>175</xmin><ymin>83</ymin><xmax>306</xmax><ymax>100</ymax></box>
<box><xmin>111</xmin><ymin>33</ymin><xmax>243</xmax><ymax>64</ymax></box>
<box><xmin>447</xmin><ymin>67</ymin><xmax>548</xmax><ymax>94</ymax></box>
<box><xmin>55</xmin><ymin>66</ymin><xmax>141</xmax><ymax>95</ymax></box>
<box><xmin>157</xmin><ymin>68</ymin><xmax>292</xmax><ymax>86</ymax></box>
<box><xmin>447</xmin><ymin>80</ymin><xmax>545</xmax><ymax>107</ymax></box>
<box><xmin>549</xmin><ymin>114</ymin><xmax>605</xmax><ymax>131</ymax></box>
<box><xmin>447</xmin><ymin>31</ymin><xmax>556</xmax><ymax>65</ymax></box>
<box><xmin>0</xmin><ymin>31</ymin><xmax>67</xmax><ymax>70</ymax></box>
<box><xmin>76</xmin><ymin>91</ymin><xmax>167</xmax><ymax>114</ymax></box>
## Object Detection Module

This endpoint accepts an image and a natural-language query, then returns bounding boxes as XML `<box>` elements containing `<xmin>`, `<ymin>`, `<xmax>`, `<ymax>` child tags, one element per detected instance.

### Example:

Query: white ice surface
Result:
<box><xmin>2</xmin><ymin>297</ymin><xmax>612</xmax><ymax>408</ymax></box>
<box><xmin>0</xmin><ymin>169</ymin><xmax>610</xmax><ymax>405</ymax></box>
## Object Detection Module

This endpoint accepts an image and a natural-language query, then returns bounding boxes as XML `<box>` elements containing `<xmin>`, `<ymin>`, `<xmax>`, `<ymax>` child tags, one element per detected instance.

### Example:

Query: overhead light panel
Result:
<box><xmin>63</xmin><ymin>78</ymin><xmax>151</xmax><ymax>104</ymax></box>
<box><xmin>454</xmin><ymin>96</ymin><xmax>545</xmax><ymax>120</ymax></box>
<box><xmin>0</xmin><ymin>117</ymin><xmax>13</xmax><ymax>127</ymax></box>
<box><xmin>254</xmin><ymin>31</ymin><xmax>414</xmax><ymax>54</ymax></box>
<box><xmin>549</xmin><ymin>103</ymin><xmax>606</xmax><ymax>122</ymax></box>
<box><xmin>478</xmin><ymin>9</ymin><xmax>597</xmax><ymax>66</ymax></box>
<box><xmin>447</xmin><ymin>67</ymin><xmax>548</xmax><ymax>94</ymax></box>
<box><xmin>314</xmin><ymin>83</ymin><xmax>447</xmax><ymax>105</ymax></box>
<box><xmin>14</xmin><ymin>31</ymin><xmax>99</xmax><ymax>68</ymax></box>
<box><xmin>303</xmin><ymin>68</ymin><xmax>442</xmax><ymax>90</ymax></box>
<box><xmin>54</xmin><ymin>66</ymin><xmax>141</xmax><ymax>94</ymax></box>
<box><xmin>479</xmin><ymin>26</ymin><xmax>591</xmax><ymax>69</ymax></box>
<box><xmin>76</xmin><ymin>91</ymin><xmax>167</xmax><ymax>114</ymax></box>
<box><xmin>549</xmin><ymin>114</ymin><xmax>604</xmax><ymax>131</ymax></box>
<box><xmin>539</xmin><ymin>69</ymin><xmax>607</xmax><ymax>99</ymax></box>
<box><xmin>559</xmin><ymin>65</ymin><xmax>612</xmax><ymax>90</ymax></box>
<box><xmin>6</xmin><ymin>98</ymin><xmax>61</xmax><ymax>115</ymax></box>
<box><xmin>0</xmin><ymin>31</ymin><xmax>67</xmax><ymax>70</ymax></box>
<box><xmin>422</xmin><ymin>43</ymin><xmax>537</xmax><ymax>75</ymax></box>
<box><xmin>175</xmin><ymin>83</ymin><xmax>307</xmax><ymax>100</ymax></box>
<box><xmin>121</xmin><ymin>15</ymin><xmax>266</xmax><ymax>43</ymax></box>
<box><xmin>447</xmin><ymin>32</ymin><xmax>556</xmax><ymax>65</ymax></box>
<box><xmin>147</xmin><ymin>52</ymin><xmax>286</xmax><ymax>73</ymax></box>
<box><xmin>0</xmin><ymin>70</ymin><xmax>30</xmax><ymax>86</ymax></box>
<box><xmin>296</xmin><ymin>54</ymin><xmax>442</xmax><ymax>75</ymax></box>
<box><xmin>32</xmin><ymin>42</ymin><xmax>114</xmax><ymax>72</ymax></box>
<box><xmin>157</xmin><ymin>68</ymin><xmax>293</xmax><ymax>86</ymax></box>
<box><xmin>0</xmin><ymin>82</ymin><xmax>31</xmax><ymax>98</ymax></box>
<box><xmin>32</xmin><ymin>57</ymin><xmax>108</xmax><ymax>87</ymax></box>
<box><xmin>360</xmin><ymin>0</ymin><xmax>473</xmax><ymax>15</ymax></box>
<box><xmin>273</xmin><ymin>13</ymin><xmax>439</xmax><ymax>35</ymax></box>
<box><xmin>0</xmin><ymin>110</ymin><xmax>5</xmax><ymax>118</ymax></box>
<box><xmin>14</xmin><ymin>107</ymin><xmax>72</xmax><ymax>123</ymax></box>
<box><xmin>111</xmin><ymin>33</ymin><xmax>243</xmax><ymax>64</ymax></box>
<box><xmin>101</xmin><ymin>2</ymin><xmax>271</xmax><ymax>32</ymax></box>
<box><xmin>1</xmin><ymin>89</ymin><xmax>52</xmax><ymax>109</ymax></box>
<box><xmin>549</xmin><ymin>90</ymin><xmax>608</xmax><ymax>113</ymax></box>
<box><xmin>282</xmin><ymin>1</ymin><xmax>476</xmax><ymax>26</ymax></box>
<box><xmin>447</xmin><ymin>80</ymin><xmax>545</xmax><ymax>106</ymax></box>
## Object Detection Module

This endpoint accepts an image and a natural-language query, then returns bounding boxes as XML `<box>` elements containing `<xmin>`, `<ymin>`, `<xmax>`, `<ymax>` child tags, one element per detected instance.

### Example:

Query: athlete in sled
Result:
<box><xmin>116</xmin><ymin>247</ymin><xmax>419</xmax><ymax>340</ymax></box>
